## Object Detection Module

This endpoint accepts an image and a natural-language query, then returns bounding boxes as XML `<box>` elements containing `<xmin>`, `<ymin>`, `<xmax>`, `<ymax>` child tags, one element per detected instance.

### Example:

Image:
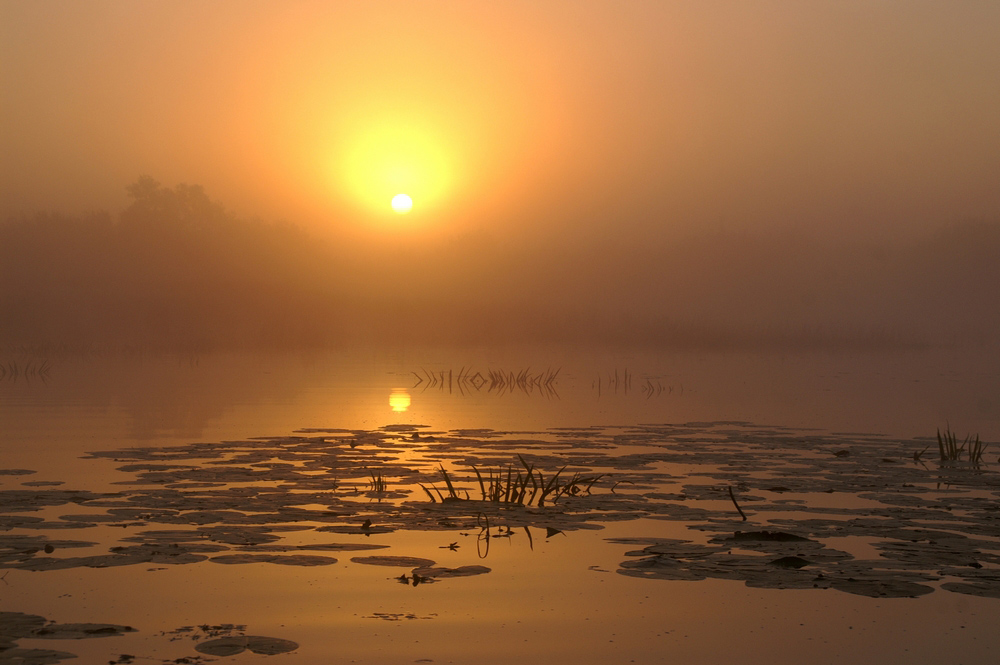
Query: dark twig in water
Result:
<box><xmin>728</xmin><ymin>485</ymin><xmax>747</xmax><ymax>521</ymax></box>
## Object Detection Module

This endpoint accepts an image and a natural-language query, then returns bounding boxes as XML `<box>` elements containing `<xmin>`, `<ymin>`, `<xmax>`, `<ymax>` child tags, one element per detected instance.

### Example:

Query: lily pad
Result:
<box><xmin>31</xmin><ymin>623</ymin><xmax>136</xmax><ymax>639</ymax></box>
<box><xmin>729</xmin><ymin>530</ymin><xmax>811</xmax><ymax>542</ymax></box>
<box><xmin>411</xmin><ymin>565</ymin><xmax>491</xmax><ymax>578</ymax></box>
<box><xmin>769</xmin><ymin>556</ymin><xmax>811</xmax><ymax>569</ymax></box>
<box><xmin>0</xmin><ymin>647</ymin><xmax>78</xmax><ymax>664</ymax></box>
<box><xmin>210</xmin><ymin>554</ymin><xmax>338</xmax><ymax>566</ymax></box>
<box><xmin>941</xmin><ymin>581</ymin><xmax>1000</xmax><ymax>598</ymax></box>
<box><xmin>350</xmin><ymin>555</ymin><xmax>436</xmax><ymax>568</ymax></box>
<box><xmin>0</xmin><ymin>611</ymin><xmax>48</xmax><ymax>638</ymax></box>
<box><xmin>195</xmin><ymin>635</ymin><xmax>298</xmax><ymax>656</ymax></box>
<box><xmin>829</xmin><ymin>578</ymin><xmax>935</xmax><ymax>598</ymax></box>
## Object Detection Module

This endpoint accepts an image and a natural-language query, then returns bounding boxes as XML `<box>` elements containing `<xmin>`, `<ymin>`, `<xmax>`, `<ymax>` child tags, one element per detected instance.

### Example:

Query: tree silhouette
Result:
<box><xmin>121</xmin><ymin>176</ymin><xmax>230</xmax><ymax>232</ymax></box>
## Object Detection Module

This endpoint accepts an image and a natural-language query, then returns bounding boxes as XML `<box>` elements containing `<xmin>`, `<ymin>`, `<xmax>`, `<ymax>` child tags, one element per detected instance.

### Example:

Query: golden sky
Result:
<box><xmin>2</xmin><ymin>1</ymin><xmax>999</xmax><ymax>240</ymax></box>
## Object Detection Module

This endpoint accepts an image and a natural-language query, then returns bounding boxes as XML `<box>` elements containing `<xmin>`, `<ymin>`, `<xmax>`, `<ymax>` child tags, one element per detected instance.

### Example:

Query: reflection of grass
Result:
<box><xmin>420</xmin><ymin>456</ymin><xmax>602</xmax><ymax>508</ymax></box>
<box><xmin>937</xmin><ymin>426</ymin><xmax>988</xmax><ymax>465</ymax></box>
<box><xmin>0</xmin><ymin>358</ymin><xmax>51</xmax><ymax>382</ymax></box>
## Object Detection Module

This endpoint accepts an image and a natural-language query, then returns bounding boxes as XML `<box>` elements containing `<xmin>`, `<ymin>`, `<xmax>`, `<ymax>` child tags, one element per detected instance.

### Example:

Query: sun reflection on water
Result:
<box><xmin>389</xmin><ymin>389</ymin><xmax>411</xmax><ymax>412</ymax></box>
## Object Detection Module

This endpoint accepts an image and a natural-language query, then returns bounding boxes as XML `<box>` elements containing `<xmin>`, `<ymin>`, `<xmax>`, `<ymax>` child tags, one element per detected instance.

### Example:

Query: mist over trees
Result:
<box><xmin>1</xmin><ymin>178</ymin><xmax>339</xmax><ymax>349</ymax></box>
<box><xmin>1</xmin><ymin>178</ymin><xmax>998</xmax><ymax>352</ymax></box>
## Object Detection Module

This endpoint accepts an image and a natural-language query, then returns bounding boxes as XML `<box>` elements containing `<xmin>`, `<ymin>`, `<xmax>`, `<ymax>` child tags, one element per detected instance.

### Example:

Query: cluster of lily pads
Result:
<box><xmin>2</xmin><ymin>421</ymin><xmax>1000</xmax><ymax>660</ymax></box>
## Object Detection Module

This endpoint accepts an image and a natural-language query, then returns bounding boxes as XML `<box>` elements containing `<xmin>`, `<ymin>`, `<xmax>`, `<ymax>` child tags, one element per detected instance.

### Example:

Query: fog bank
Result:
<box><xmin>2</xmin><ymin>180</ymin><xmax>997</xmax><ymax>352</ymax></box>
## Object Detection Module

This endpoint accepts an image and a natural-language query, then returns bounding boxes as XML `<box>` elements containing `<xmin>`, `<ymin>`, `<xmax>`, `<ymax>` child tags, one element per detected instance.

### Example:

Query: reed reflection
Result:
<box><xmin>412</xmin><ymin>367</ymin><xmax>560</xmax><ymax>398</ymax></box>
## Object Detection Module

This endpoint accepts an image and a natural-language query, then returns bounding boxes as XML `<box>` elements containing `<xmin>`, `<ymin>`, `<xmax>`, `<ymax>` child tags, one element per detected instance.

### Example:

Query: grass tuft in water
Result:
<box><xmin>937</xmin><ymin>426</ymin><xmax>988</xmax><ymax>465</ymax></box>
<box><xmin>968</xmin><ymin>434</ymin><xmax>988</xmax><ymax>465</ymax></box>
<box><xmin>422</xmin><ymin>456</ymin><xmax>602</xmax><ymax>507</ymax></box>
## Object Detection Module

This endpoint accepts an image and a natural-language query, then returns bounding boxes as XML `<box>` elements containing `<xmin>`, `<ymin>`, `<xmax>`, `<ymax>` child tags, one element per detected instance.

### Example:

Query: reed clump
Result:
<box><xmin>420</xmin><ymin>455</ymin><xmax>602</xmax><ymax>508</ymax></box>
<box><xmin>937</xmin><ymin>426</ymin><xmax>988</xmax><ymax>465</ymax></box>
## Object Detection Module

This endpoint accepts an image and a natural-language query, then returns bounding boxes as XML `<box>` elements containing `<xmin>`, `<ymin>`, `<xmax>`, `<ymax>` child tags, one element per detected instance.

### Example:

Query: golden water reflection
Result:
<box><xmin>389</xmin><ymin>389</ymin><xmax>411</xmax><ymax>412</ymax></box>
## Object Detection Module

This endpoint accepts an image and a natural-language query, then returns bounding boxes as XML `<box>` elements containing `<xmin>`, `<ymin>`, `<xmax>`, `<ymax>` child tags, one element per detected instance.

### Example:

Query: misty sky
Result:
<box><xmin>3</xmin><ymin>1</ymin><xmax>1000</xmax><ymax>241</ymax></box>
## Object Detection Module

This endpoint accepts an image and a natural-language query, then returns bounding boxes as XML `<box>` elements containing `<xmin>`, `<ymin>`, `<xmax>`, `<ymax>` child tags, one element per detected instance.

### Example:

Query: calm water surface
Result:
<box><xmin>2</xmin><ymin>345</ymin><xmax>999</xmax><ymax>664</ymax></box>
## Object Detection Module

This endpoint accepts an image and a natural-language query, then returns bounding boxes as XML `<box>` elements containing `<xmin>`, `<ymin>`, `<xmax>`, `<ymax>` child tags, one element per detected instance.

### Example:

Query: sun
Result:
<box><xmin>391</xmin><ymin>193</ymin><xmax>413</xmax><ymax>214</ymax></box>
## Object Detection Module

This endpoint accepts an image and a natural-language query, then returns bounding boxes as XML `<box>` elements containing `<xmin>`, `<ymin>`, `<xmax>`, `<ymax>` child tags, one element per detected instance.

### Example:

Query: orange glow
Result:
<box><xmin>2</xmin><ymin>3</ymin><xmax>996</xmax><ymax>251</ymax></box>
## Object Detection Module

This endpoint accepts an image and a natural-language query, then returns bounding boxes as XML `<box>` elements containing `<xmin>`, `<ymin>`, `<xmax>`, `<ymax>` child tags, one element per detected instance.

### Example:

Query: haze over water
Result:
<box><xmin>3</xmin><ymin>1</ymin><xmax>1000</xmax><ymax>354</ymax></box>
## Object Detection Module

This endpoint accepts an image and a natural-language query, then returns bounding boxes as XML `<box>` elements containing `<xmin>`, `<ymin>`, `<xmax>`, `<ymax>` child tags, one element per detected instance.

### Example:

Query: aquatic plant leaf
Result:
<box><xmin>0</xmin><ymin>613</ymin><xmax>137</xmax><ymax>664</ymax></box>
<box><xmin>195</xmin><ymin>635</ymin><xmax>298</xmax><ymax>656</ymax></box>
<box><xmin>829</xmin><ymin>578</ymin><xmax>934</xmax><ymax>598</ymax></box>
<box><xmin>198</xmin><ymin>527</ymin><xmax>282</xmax><ymax>545</ymax></box>
<box><xmin>244</xmin><ymin>636</ymin><xmax>300</xmax><ymax>654</ymax></box>
<box><xmin>194</xmin><ymin>636</ymin><xmax>247</xmax><ymax>656</ymax></box>
<box><xmin>31</xmin><ymin>623</ymin><xmax>136</xmax><ymax>639</ymax></box>
<box><xmin>0</xmin><ymin>611</ymin><xmax>48</xmax><ymax>638</ymax></box>
<box><xmin>617</xmin><ymin>559</ymin><xmax>708</xmax><ymax>581</ymax></box>
<box><xmin>0</xmin><ymin>647</ymin><xmax>78</xmax><ymax>664</ymax></box>
<box><xmin>317</xmin><ymin>524</ymin><xmax>395</xmax><ymax>535</ymax></box>
<box><xmin>231</xmin><ymin>542</ymin><xmax>389</xmax><ymax>553</ymax></box>
<box><xmin>209</xmin><ymin>554</ymin><xmax>337</xmax><ymax>565</ymax></box>
<box><xmin>729</xmin><ymin>531</ymin><xmax>811</xmax><ymax>542</ymax></box>
<box><xmin>411</xmin><ymin>565</ymin><xmax>491</xmax><ymax>578</ymax></box>
<box><xmin>940</xmin><ymin>581</ymin><xmax>1000</xmax><ymax>598</ymax></box>
<box><xmin>769</xmin><ymin>556</ymin><xmax>811</xmax><ymax>569</ymax></box>
<box><xmin>350</xmin><ymin>555</ymin><xmax>436</xmax><ymax>567</ymax></box>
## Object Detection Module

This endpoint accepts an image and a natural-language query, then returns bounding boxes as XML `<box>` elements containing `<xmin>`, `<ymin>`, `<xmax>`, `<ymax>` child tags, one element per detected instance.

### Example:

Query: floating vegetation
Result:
<box><xmin>350</xmin><ymin>555</ymin><xmax>437</xmax><ymax>568</ymax></box>
<box><xmin>390</xmin><ymin>563</ymin><xmax>491</xmax><ymax>586</ymax></box>
<box><xmin>2</xmin><ymin>416</ymin><xmax>1000</xmax><ymax>644</ymax></box>
<box><xmin>413</xmin><ymin>366</ymin><xmax>560</xmax><ymax>397</ymax></box>
<box><xmin>209</xmin><ymin>553</ymin><xmax>338</xmax><ymax>566</ymax></box>
<box><xmin>610</xmin><ymin>533</ymin><xmax>939</xmax><ymax>597</ymax></box>
<box><xmin>411</xmin><ymin>564</ymin><xmax>491</xmax><ymax>579</ymax></box>
<box><xmin>0</xmin><ymin>611</ymin><xmax>135</xmax><ymax>665</ymax></box>
<box><xmin>195</xmin><ymin>635</ymin><xmax>298</xmax><ymax>656</ymax></box>
<box><xmin>29</xmin><ymin>623</ymin><xmax>137</xmax><ymax>639</ymax></box>
<box><xmin>367</xmin><ymin>612</ymin><xmax>436</xmax><ymax>621</ymax></box>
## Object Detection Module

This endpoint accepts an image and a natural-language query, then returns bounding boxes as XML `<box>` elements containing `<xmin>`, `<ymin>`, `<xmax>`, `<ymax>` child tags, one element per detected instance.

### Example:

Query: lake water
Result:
<box><xmin>2</xmin><ymin>345</ymin><xmax>999</xmax><ymax>664</ymax></box>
